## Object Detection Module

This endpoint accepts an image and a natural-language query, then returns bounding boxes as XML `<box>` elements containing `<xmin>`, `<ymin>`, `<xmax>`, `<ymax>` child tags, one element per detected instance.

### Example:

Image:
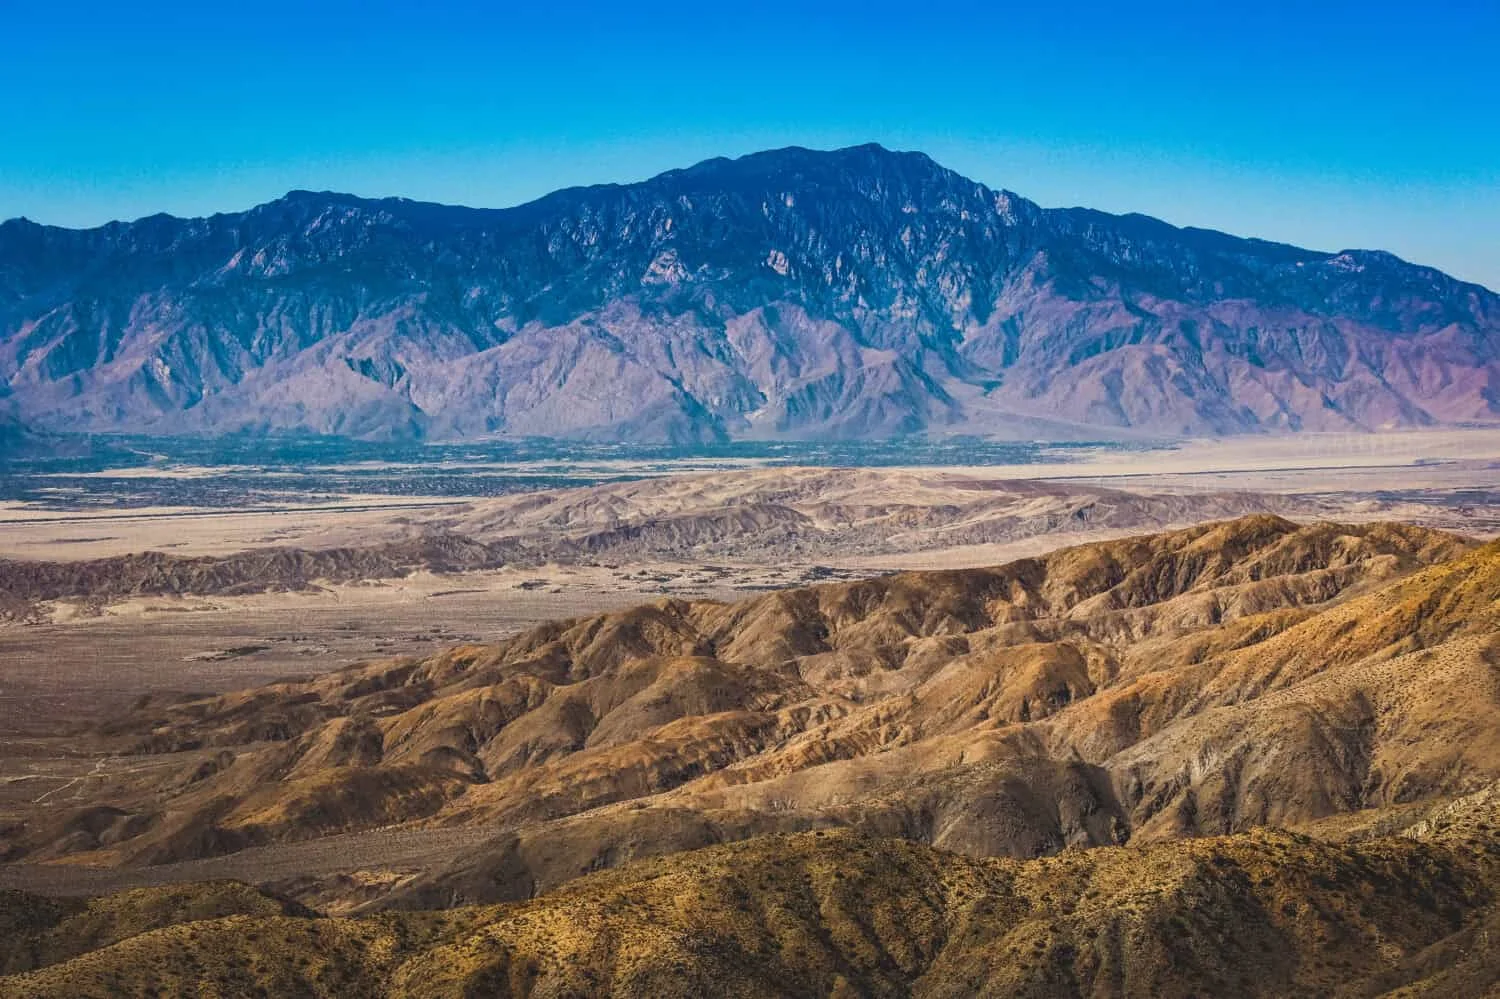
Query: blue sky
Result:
<box><xmin>3</xmin><ymin>0</ymin><xmax>1497</xmax><ymax>289</ymax></box>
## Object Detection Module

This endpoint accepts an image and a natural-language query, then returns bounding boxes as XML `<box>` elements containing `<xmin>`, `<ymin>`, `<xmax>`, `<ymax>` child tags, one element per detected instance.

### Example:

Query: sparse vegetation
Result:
<box><xmin>4</xmin><ymin>516</ymin><xmax>1500</xmax><ymax>994</ymax></box>
<box><xmin>4</xmin><ymin>824</ymin><xmax>1500</xmax><ymax>997</ymax></box>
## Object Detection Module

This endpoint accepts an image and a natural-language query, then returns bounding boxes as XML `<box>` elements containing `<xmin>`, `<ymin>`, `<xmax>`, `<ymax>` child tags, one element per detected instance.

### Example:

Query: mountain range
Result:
<box><xmin>3</xmin><ymin>144</ymin><xmax>1497</xmax><ymax>441</ymax></box>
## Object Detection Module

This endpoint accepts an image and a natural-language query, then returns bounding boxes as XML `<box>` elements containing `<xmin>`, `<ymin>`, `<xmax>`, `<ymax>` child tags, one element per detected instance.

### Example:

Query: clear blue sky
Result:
<box><xmin>4</xmin><ymin>0</ymin><xmax>1497</xmax><ymax>289</ymax></box>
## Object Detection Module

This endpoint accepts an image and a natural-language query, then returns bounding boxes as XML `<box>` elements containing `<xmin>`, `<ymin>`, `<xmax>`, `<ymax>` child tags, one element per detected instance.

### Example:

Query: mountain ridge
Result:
<box><xmin>4</xmin><ymin>144</ymin><xmax>1497</xmax><ymax>441</ymax></box>
<box><xmin>6</xmin><ymin>516</ymin><xmax>1500</xmax><ymax>993</ymax></box>
<box><xmin>0</xmin><ymin>140</ymin><xmax>1481</xmax><ymax>278</ymax></box>
<box><xmin>6</xmin><ymin>822</ymin><xmax>1500</xmax><ymax>997</ymax></box>
<box><xmin>3</xmin><ymin>516</ymin><xmax>1488</xmax><ymax>878</ymax></box>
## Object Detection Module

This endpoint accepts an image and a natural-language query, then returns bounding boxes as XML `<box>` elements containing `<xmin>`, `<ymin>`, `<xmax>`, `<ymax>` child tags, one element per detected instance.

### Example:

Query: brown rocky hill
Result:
<box><xmin>6</xmin><ymin>515</ymin><xmax>1496</xmax><ymax>902</ymax></box>
<box><xmin>420</xmin><ymin>466</ymin><xmax>1325</xmax><ymax>561</ymax></box>
<box><xmin>6</xmin><ymin>515</ymin><xmax>1500</xmax><ymax>995</ymax></box>
<box><xmin>0</xmin><ymin>533</ymin><xmax>518</xmax><ymax>611</ymax></box>
<box><xmin>0</xmin><ymin>881</ymin><xmax>308</xmax><ymax>977</ymax></box>
<box><xmin>4</xmin><ymin>819</ymin><xmax>1500</xmax><ymax>997</ymax></box>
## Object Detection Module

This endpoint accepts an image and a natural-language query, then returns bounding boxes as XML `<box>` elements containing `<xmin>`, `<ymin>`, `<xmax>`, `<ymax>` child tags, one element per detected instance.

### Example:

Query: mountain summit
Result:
<box><xmin>3</xmin><ymin>144</ymin><xmax>1497</xmax><ymax>441</ymax></box>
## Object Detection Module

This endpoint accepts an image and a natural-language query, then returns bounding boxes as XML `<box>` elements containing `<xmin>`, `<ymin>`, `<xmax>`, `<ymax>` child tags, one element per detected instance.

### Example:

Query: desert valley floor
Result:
<box><xmin>2</xmin><ymin>431</ymin><xmax>1500</xmax><ymax>996</ymax></box>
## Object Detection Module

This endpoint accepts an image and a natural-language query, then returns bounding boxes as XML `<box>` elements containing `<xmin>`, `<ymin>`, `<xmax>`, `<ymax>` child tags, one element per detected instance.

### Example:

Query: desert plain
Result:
<box><xmin>4</xmin><ymin>429</ymin><xmax>1498</xmax><ymax>738</ymax></box>
<box><xmin>0</xmin><ymin>431</ymin><xmax>1498</xmax><ymax>994</ymax></box>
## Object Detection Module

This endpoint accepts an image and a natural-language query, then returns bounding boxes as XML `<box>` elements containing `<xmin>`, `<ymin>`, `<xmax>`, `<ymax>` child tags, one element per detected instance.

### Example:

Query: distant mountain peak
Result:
<box><xmin>1</xmin><ymin>145</ymin><xmax>1496</xmax><ymax>442</ymax></box>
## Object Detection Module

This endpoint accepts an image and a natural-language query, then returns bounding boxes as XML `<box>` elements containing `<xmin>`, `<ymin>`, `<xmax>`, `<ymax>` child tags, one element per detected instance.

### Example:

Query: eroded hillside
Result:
<box><xmin>5</xmin><ymin>516</ymin><xmax>1496</xmax><ymax>903</ymax></box>
<box><xmin>0</xmin><ymin>469</ymin><xmax>1324</xmax><ymax>619</ymax></box>
<box><xmin>5</xmin><ymin>515</ymin><xmax>1500</xmax><ymax>994</ymax></box>
<box><xmin>4</xmin><ymin>819</ymin><xmax>1500</xmax><ymax>997</ymax></box>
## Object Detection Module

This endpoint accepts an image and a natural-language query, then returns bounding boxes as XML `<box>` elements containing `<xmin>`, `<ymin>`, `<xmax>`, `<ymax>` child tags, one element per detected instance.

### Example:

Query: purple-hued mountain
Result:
<box><xmin>2</xmin><ymin>144</ymin><xmax>1497</xmax><ymax>442</ymax></box>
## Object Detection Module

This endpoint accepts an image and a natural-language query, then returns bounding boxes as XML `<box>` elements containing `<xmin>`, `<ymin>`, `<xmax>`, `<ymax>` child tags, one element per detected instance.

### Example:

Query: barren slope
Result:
<box><xmin>5</xmin><ymin>515</ymin><xmax>1500</xmax><ymax>994</ymax></box>
<box><xmin>7</xmin><ymin>516</ymin><xmax>1498</xmax><ymax>907</ymax></box>
<box><xmin>0</xmin><ymin>469</ymin><xmax>1331</xmax><ymax>621</ymax></box>
<box><xmin>4</xmin><ymin>818</ymin><xmax>1500</xmax><ymax>998</ymax></box>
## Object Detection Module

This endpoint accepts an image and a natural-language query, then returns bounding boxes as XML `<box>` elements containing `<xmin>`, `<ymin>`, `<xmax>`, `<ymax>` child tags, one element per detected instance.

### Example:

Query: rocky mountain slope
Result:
<box><xmin>4</xmin><ymin>145</ymin><xmax>1497</xmax><ymax>441</ymax></box>
<box><xmin>0</xmin><ymin>407</ymin><xmax>46</xmax><ymax>458</ymax></box>
<box><xmin>4</xmin><ymin>517</ymin><xmax>1492</xmax><ymax>884</ymax></box>
<box><xmin>5</xmin><ymin>821</ymin><xmax>1500</xmax><ymax>997</ymax></box>
<box><xmin>6</xmin><ymin>516</ymin><xmax>1500</xmax><ymax>994</ymax></box>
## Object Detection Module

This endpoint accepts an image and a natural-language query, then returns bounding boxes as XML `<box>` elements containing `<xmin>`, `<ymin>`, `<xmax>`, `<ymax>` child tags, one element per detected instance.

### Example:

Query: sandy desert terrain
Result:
<box><xmin>3</xmin><ymin>431</ymin><xmax>1498</xmax><ymax>738</ymax></box>
<box><xmin>2</xmin><ymin>439</ymin><xmax>1500</xmax><ymax>993</ymax></box>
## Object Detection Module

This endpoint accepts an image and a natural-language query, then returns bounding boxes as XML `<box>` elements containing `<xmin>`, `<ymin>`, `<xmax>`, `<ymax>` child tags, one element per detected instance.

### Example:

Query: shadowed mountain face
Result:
<box><xmin>0</xmin><ymin>406</ymin><xmax>45</xmax><ymax>457</ymax></box>
<box><xmin>4</xmin><ymin>144</ymin><xmax>1498</xmax><ymax>441</ymax></box>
